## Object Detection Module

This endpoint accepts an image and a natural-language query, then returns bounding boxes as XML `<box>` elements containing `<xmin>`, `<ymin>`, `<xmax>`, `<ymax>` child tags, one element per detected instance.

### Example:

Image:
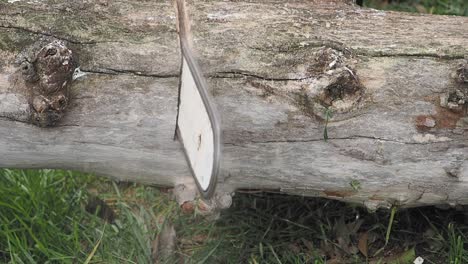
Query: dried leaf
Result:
<box><xmin>334</xmin><ymin>217</ymin><xmax>364</xmax><ymax>255</ymax></box>
<box><xmin>358</xmin><ymin>232</ymin><xmax>369</xmax><ymax>257</ymax></box>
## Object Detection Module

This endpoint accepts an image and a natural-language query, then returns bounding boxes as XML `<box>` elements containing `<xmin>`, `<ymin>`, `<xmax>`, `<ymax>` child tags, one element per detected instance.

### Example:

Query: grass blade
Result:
<box><xmin>83</xmin><ymin>225</ymin><xmax>106</xmax><ymax>264</ymax></box>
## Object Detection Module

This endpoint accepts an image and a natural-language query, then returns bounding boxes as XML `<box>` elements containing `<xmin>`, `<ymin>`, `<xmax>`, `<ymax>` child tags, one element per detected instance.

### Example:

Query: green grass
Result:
<box><xmin>183</xmin><ymin>193</ymin><xmax>348</xmax><ymax>263</ymax></box>
<box><xmin>0</xmin><ymin>169</ymin><xmax>173</xmax><ymax>263</ymax></box>
<box><xmin>2</xmin><ymin>170</ymin><xmax>468</xmax><ymax>263</ymax></box>
<box><xmin>0</xmin><ymin>169</ymin><xmax>88</xmax><ymax>263</ymax></box>
<box><xmin>448</xmin><ymin>223</ymin><xmax>466</xmax><ymax>264</ymax></box>
<box><xmin>188</xmin><ymin>193</ymin><xmax>468</xmax><ymax>264</ymax></box>
<box><xmin>364</xmin><ymin>0</ymin><xmax>468</xmax><ymax>16</ymax></box>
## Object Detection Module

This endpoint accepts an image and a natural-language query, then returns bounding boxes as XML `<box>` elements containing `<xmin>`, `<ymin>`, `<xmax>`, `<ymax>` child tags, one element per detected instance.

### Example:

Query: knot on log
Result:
<box><xmin>445</xmin><ymin>90</ymin><xmax>466</xmax><ymax>110</ymax></box>
<box><xmin>295</xmin><ymin>47</ymin><xmax>365</xmax><ymax>120</ymax></box>
<box><xmin>439</xmin><ymin>61</ymin><xmax>467</xmax><ymax>113</ymax></box>
<box><xmin>456</xmin><ymin>60</ymin><xmax>468</xmax><ymax>84</ymax></box>
<box><xmin>15</xmin><ymin>39</ymin><xmax>75</xmax><ymax>127</ymax></box>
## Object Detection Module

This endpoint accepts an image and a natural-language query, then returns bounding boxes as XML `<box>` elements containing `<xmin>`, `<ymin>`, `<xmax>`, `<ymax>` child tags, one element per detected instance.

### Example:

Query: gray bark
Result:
<box><xmin>0</xmin><ymin>0</ymin><xmax>467</xmax><ymax>210</ymax></box>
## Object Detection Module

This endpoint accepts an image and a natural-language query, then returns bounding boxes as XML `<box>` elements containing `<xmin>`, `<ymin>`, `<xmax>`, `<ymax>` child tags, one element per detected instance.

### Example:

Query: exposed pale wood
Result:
<box><xmin>0</xmin><ymin>0</ymin><xmax>467</xmax><ymax>209</ymax></box>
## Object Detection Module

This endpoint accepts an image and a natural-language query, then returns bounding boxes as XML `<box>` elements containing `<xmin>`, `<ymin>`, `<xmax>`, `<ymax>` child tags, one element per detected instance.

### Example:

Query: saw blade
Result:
<box><xmin>175</xmin><ymin>0</ymin><xmax>221</xmax><ymax>198</ymax></box>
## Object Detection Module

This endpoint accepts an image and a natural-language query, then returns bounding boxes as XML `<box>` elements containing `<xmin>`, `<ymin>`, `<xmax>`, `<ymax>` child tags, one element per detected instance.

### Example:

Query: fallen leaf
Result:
<box><xmin>358</xmin><ymin>232</ymin><xmax>369</xmax><ymax>257</ymax></box>
<box><xmin>333</xmin><ymin>217</ymin><xmax>364</xmax><ymax>255</ymax></box>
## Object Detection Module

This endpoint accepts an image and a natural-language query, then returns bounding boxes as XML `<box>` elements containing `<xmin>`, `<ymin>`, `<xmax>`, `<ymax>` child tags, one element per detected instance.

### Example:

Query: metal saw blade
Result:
<box><xmin>175</xmin><ymin>0</ymin><xmax>221</xmax><ymax>198</ymax></box>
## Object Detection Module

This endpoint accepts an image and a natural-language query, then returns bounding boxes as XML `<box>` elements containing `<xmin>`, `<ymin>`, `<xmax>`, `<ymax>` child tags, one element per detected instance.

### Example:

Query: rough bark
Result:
<box><xmin>0</xmin><ymin>0</ymin><xmax>467</xmax><ymax>210</ymax></box>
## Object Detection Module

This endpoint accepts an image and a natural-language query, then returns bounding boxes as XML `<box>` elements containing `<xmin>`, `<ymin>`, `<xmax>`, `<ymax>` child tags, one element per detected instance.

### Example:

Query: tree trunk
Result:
<box><xmin>0</xmin><ymin>0</ymin><xmax>467</xmax><ymax>210</ymax></box>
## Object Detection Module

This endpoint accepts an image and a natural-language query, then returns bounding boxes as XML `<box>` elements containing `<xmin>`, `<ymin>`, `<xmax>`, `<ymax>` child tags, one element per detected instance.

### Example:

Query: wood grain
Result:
<box><xmin>0</xmin><ymin>0</ymin><xmax>466</xmax><ymax>209</ymax></box>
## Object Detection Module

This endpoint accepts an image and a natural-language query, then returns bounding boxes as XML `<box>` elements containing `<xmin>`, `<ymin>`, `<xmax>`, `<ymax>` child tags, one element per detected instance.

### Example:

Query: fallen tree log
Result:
<box><xmin>0</xmin><ymin>0</ymin><xmax>467</xmax><ymax>210</ymax></box>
